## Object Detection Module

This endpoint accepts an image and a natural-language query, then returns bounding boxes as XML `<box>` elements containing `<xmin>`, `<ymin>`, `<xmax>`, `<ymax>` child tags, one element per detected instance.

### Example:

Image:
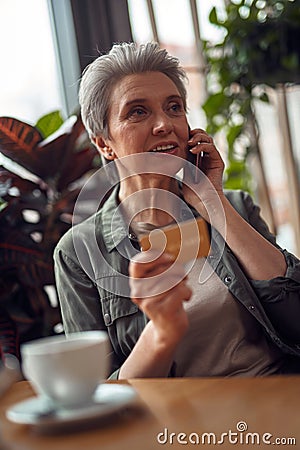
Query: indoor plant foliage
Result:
<box><xmin>202</xmin><ymin>0</ymin><xmax>300</xmax><ymax>192</ymax></box>
<box><xmin>0</xmin><ymin>112</ymin><xmax>99</xmax><ymax>359</ymax></box>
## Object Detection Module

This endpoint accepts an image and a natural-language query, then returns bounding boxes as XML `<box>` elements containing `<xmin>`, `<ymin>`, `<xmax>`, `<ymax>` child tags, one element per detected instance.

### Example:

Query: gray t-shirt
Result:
<box><xmin>174</xmin><ymin>258</ymin><xmax>284</xmax><ymax>377</ymax></box>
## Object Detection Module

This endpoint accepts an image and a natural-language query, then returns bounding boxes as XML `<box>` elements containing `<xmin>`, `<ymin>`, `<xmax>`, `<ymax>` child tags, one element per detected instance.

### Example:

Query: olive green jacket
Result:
<box><xmin>54</xmin><ymin>188</ymin><xmax>300</xmax><ymax>378</ymax></box>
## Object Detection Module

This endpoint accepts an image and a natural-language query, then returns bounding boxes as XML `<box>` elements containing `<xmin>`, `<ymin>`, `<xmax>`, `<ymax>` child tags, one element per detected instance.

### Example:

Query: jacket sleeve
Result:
<box><xmin>226</xmin><ymin>190</ymin><xmax>300</xmax><ymax>343</ymax></box>
<box><xmin>250</xmin><ymin>251</ymin><xmax>300</xmax><ymax>343</ymax></box>
<box><xmin>54</xmin><ymin>245</ymin><xmax>105</xmax><ymax>334</ymax></box>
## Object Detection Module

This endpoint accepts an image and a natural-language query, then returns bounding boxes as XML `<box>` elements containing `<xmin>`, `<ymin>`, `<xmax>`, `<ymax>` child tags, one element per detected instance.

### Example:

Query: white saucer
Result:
<box><xmin>6</xmin><ymin>384</ymin><xmax>137</xmax><ymax>430</ymax></box>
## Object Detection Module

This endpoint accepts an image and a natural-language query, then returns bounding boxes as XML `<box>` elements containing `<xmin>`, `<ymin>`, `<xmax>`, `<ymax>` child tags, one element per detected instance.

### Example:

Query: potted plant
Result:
<box><xmin>202</xmin><ymin>0</ymin><xmax>300</xmax><ymax>192</ymax></box>
<box><xmin>0</xmin><ymin>112</ymin><xmax>99</xmax><ymax>360</ymax></box>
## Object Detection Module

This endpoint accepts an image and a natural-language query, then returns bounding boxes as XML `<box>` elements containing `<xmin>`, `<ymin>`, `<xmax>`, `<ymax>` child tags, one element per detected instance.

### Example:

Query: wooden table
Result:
<box><xmin>0</xmin><ymin>376</ymin><xmax>299</xmax><ymax>449</ymax></box>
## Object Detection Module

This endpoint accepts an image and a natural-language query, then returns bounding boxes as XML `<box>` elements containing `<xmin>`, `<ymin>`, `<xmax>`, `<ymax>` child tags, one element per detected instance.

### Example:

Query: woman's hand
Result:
<box><xmin>182</xmin><ymin>128</ymin><xmax>225</xmax><ymax>220</ymax></box>
<box><xmin>182</xmin><ymin>131</ymin><xmax>287</xmax><ymax>282</ymax></box>
<box><xmin>118</xmin><ymin>250</ymin><xmax>192</xmax><ymax>378</ymax></box>
<box><xmin>129</xmin><ymin>250</ymin><xmax>192</xmax><ymax>349</ymax></box>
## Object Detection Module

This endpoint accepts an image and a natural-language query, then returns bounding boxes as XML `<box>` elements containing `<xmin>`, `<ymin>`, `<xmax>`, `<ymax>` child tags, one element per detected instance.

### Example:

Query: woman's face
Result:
<box><xmin>100</xmin><ymin>71</ymin><xmax>189</xmax><ymax>174</ymax></box>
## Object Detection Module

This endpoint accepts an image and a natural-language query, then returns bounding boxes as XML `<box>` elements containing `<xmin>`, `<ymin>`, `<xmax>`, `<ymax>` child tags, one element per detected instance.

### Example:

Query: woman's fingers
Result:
<box><xmin>130</xmin><ymin>250</ymin><xmax>174</xmax><ymax>276</ymax></box>
<box><xmin>129</xmin><ymin>250</ymin><xmax>187</xmax><ymax>299</ymax></box>
<box><xmin>188</xmin><ymin>130</ymin><xmax>220</xmax><ymax>162</ymax></box>
<box><xmin>185</xmin><ymin>128</ymin><xmax>225</xmax><ymax>186</ymax></box>
<box><xmin>131</xmin><ymin>279</ymin><xmax>192</xmax><ymax>333</ymax></box>
<box><xmin>129</xmin><ymin>251</ymin><xmax>192</xmax><ymax>345</ymax></box>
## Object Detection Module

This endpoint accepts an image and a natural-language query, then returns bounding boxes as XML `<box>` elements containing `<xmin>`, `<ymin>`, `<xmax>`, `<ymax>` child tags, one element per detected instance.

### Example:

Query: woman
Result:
<box><xmin>54</xmin><ymin>42</ymin><xmax>300</xmax><ymax>379</ymax></box>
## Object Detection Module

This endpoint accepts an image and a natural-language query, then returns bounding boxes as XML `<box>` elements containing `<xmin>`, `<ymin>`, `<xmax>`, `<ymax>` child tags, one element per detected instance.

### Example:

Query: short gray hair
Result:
<box><xmin>78</xmin><ymin>42</ymin><xmax>188</xmax><ymax>139</ymax></box>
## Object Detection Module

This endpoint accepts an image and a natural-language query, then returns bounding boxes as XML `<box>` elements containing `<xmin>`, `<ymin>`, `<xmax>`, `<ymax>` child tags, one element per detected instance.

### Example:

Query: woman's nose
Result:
<box><xmin>152</xmin><ymin>112</ymin><xmax>173</xmax><ymax>135</ymax></box>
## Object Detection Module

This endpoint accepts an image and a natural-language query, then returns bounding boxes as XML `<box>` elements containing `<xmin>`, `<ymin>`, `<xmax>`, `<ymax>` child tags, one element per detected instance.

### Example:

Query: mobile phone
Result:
<box><xmin>187</xmin><ymin>127</ymin><xmax>203</xmax><ymax>183</ymax></box>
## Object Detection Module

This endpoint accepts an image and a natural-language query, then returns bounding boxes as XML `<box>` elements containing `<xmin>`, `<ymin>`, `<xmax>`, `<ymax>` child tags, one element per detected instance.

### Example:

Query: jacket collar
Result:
<box><xmin>99</xmin><ymin>184</ymin><xmax>200</xmax><ymax>252</ymax></box>
<box><xmin>100</xmin><ymin>186</ymin><xmax>128</xmax><ymax>252</ymax></box>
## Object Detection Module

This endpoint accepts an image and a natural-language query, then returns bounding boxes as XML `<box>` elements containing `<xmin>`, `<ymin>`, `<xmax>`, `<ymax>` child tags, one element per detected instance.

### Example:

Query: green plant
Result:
<box><xmin>0</xmin><ymin>111</ymin><xmax>99</xmax><ymax>359</ymax></box>
<box><xmin>202</xmin><ymin>0</ymin><xmax>300</xmax><ymax>192</ymax></box>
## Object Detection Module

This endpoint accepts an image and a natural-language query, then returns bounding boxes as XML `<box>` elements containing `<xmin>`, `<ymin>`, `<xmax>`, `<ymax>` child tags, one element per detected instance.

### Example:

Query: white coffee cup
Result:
<box><xmin>21</xmin><ymin>331</ymin><xmax>110</xmax><ymax>409</ymax></box>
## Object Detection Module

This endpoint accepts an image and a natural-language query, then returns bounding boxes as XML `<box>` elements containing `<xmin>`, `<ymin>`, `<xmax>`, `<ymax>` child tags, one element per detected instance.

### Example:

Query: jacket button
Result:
<box><xmin>248</xmin><ymin>305</ymin><xmax>255</xmax><ymax>311</ymax></box>
<box><xmin>104</xmin><ymin>313</ymin><xmax>111</xmax><ymax>326</ymax></box>
<box><xmin>224</xmin><ymin>275</ymin><xmax>232</xmax><ymax>284</ymax></box>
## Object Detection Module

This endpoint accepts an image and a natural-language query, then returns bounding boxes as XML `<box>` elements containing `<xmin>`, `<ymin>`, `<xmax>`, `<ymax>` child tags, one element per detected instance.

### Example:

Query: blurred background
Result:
<box><xmin>0</xmin><ymin>0</ymin><xmax>299</xmax><ymax>360</ymax></box>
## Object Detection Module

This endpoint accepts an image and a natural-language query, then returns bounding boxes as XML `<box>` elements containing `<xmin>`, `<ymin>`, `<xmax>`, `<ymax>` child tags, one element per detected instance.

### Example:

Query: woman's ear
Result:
<box><xmin>92</xmin><ymin>136</ymin><xmax>115</xmax><ymax>161</ymax></box>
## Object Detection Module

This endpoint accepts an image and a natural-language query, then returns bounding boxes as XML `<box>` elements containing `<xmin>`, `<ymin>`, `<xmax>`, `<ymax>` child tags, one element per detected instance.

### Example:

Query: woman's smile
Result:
<box><xmin>148</xmin><ymin>142</ymin><xmax>178</xmax><ymax>154</ymax></box>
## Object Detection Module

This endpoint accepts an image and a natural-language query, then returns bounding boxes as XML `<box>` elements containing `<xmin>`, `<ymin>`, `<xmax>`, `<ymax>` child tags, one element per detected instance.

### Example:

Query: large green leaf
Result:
<box><xmin>208</xmin><ymin>7</ymin><xmax>220</xmax><ymax>26</ymax></box>
<box><xmin>224</xmin><ymin>160</ymin><xmax>253</xmax><ymax>193</ymax></box>
<box><xmin>35</xmin><ymin>110</ymin><xmax>64</xmax><ymax>138</ymax></box>
<box><xmin>226</xmin><ymin>124</ymin><xmax>243</xmax><ymax>149</ymax></box>
<box><xmin>202</xmin><ymin>92</ymin><xmax>231</xmax><ymax>116</ymax></box>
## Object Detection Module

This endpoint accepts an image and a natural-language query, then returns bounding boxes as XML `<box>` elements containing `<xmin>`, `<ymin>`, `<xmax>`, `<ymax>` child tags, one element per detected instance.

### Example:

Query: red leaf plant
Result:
<box><xmin>0</xmin><ymin>114</ymin><xmax>99</xmax><ymax>362</ymax></box>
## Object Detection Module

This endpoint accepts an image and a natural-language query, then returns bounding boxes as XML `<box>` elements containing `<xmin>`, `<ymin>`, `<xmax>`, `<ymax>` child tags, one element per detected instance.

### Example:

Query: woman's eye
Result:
<box><xmin>129</xmin><ymin>108</ymin><xmax>147</xmax><ymax>118</ymax></box>
<box><xmin>168</xmin><ymin>103</ymin><xmax>183</xmax><ymax>114</ymax></box>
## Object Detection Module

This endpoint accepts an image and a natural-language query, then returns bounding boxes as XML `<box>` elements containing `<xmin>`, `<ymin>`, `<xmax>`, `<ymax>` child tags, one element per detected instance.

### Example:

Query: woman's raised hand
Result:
<box><xmin>129</xmin><ymin>250</ymin><xmax>192</xmax><ymax>348</ymax></box>
<box><xmin>182</xmin><ymin>128</ymin><xmax>225</xmax><ymax>220</ymax></box>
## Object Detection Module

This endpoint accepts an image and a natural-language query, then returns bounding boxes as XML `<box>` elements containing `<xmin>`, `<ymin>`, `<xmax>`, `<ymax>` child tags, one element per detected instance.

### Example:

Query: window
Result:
<box><xmin>128</xmin><ymin>0</ymin><xmax>225</xmax><ymax>130</ymax></box>
<box><xmin>0</xmin><ymin>0</ymin><xmax>81</xmax><ymax>125</ymax></box>
<box><xmin>0</xmin><ymin>0</ymin><xmax>62</xmax><ymax>124</ymax></box>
